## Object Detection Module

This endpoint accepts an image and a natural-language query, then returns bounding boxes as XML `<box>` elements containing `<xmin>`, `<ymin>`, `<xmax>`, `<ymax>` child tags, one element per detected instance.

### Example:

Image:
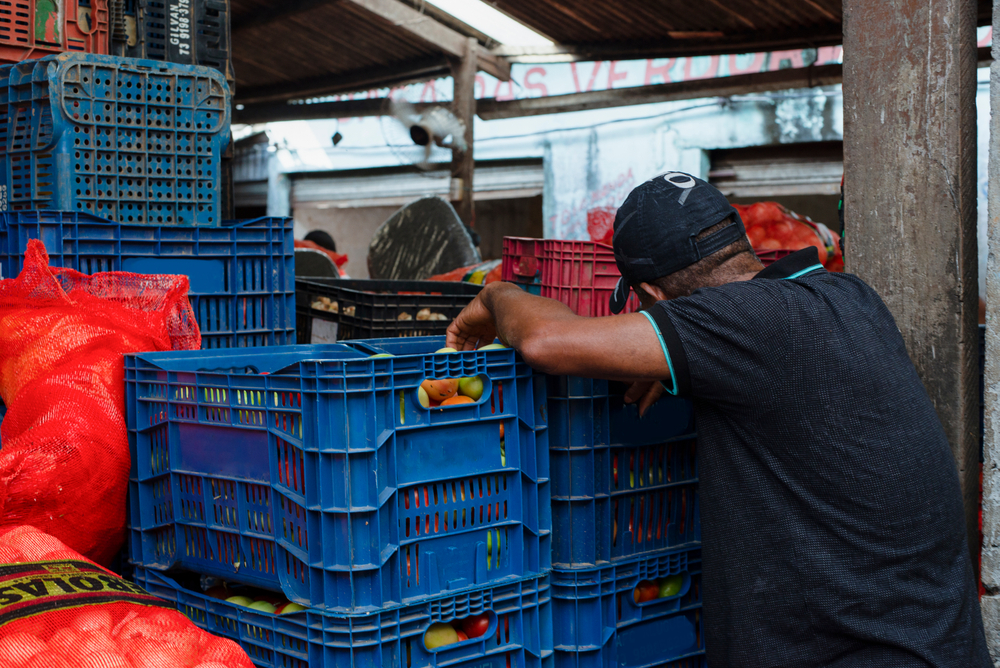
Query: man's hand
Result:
<box><xmin>624</xmin><ymin>380</ymin><xmax>668</xmax><ymax>417</ymax></box>
<box><xmin>447</xmin><ymin>291</ymin><xmax>499</xmax><ymax>351</ymax></box>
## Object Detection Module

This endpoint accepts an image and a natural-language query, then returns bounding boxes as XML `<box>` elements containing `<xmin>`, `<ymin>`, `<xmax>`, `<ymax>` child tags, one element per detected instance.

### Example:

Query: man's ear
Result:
<box><xmin>638</xmin><ymin>281</ymin><xmax>669</xmax><ymax>303</ymax></box>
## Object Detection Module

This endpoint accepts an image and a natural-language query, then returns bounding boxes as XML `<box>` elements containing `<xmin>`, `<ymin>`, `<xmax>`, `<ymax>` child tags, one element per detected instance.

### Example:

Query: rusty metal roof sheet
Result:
<box><xmin>230</xmin><ymin>0</ymin><xmax>992</xmax><ymax>106</ymax></box>
<box><xmin>232</xmin><ymin>0</ymin><xmax>454</xmax><ymax>103</ymax></box>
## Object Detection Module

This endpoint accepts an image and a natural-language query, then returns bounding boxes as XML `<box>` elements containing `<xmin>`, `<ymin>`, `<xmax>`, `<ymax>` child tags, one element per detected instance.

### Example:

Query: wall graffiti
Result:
<box><xmin>550</xmin><ymin>170</ymin><xmax>635</xmax><ymax>240</ymax></box>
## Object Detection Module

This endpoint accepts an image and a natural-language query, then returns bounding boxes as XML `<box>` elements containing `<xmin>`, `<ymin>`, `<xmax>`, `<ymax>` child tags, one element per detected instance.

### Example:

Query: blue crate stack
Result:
<box><xmin>124</xmin><ymin>337</ymin><xmax>555</xmax><ymax>667</ymax></box>
<box><xmin>0</xmin><ymin>50</ymin><xmax>296</xmax><ymax>349</ymax></box>
<box><xmin>546</xmin><ymin>375</ymin><xmax>705</xmax><ymax>668</ymax></box>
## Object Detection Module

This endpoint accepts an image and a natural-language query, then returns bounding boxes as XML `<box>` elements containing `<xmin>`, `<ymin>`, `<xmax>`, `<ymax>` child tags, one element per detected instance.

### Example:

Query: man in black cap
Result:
<box><xmin>446</xmin><ymin>172</ymin><xmax>989</xmax><ymax>667</ymax></box>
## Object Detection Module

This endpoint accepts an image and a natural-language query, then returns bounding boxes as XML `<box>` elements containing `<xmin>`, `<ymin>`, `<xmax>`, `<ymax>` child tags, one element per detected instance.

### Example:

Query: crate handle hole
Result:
<box><xmin>423</xmin><ymin>611</ymin><xmax>497</xmax><ymax>651</ymax></box>
<box><xmin>416</xmin><ymin>375</ymin><xmax>490</xmax><ymax>410</ymax></box>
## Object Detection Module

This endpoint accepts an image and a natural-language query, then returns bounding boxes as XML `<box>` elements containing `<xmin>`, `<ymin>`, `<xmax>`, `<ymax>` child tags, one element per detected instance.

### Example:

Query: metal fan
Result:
<box><xmin>381</xmin><ymin>99</ymin><xmax>467</xmax><ymax>170</ymax></box>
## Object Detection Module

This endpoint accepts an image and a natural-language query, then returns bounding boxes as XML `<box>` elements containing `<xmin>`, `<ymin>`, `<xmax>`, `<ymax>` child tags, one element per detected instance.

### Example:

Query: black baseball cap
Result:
<box><xmin>609</xmin><ymin>172</ymin><xmax>745</xmax><ymax>313</ymax></box>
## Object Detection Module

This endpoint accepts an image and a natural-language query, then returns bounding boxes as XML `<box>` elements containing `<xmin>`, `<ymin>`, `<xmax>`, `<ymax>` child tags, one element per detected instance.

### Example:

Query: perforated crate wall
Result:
<box><xmin>134</xmin><ymin>567</ymin><xmax>553</xmax><ymax>668</ymax></box>
<box><xmin>552</xmin><ymin>548</ymin><xmax>704</xmax><ymax>668</ymax></box>
<box><xmin>539</xmin><ymin>240</ymin><xmax>639</xmax><ymax>317</ymax></box>
<box><xmin>121</xmin><ymin>0</ymin><xmax>234</xmax><ymax>85</ymax></box>
<box><xmin>296</xmin><ymin>277</ymin><xmax>482</xmax><ymax>344</ymax></box>
<box><xmin>0</xmin><ymin>211</ymin><xmax>294</xmax><ymax>348</ymax></box>
<box><xmin>126</xmin><ymin>337</ymin><xmax>551</xmax><ymax>614</ymax></box>
<box><xmin>502</xmin><ymin>236</ymin><xmax>543</xmax><ymax>283</ymax></box>
<box><xmin>0</xmin><ymin>0</ymin><xmax>109</xmax><ymax>63</ymax></box>
<box><xmin>547</xmin><ymin>376</ymin><xmax>699</xmax><ymax>569</ymax></box>
<box><xmin>0</xmin><ymin>52</ymin><xmax>230</xmax><ymax>225</ymax></box>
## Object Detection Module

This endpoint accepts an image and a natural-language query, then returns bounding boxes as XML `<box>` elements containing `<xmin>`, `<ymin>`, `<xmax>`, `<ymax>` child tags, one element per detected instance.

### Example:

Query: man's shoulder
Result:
<box><xmin>667</xmin><ymin>270</ymin><xmax>882</xmax><ymax>321</ymax></box>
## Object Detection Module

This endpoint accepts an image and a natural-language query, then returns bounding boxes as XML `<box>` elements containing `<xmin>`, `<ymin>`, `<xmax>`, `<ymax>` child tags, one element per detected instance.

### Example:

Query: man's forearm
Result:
<box><xmin>480</xmin><ymin>282</ymin><xmax>577</xmax><ymax>351</ymax></box>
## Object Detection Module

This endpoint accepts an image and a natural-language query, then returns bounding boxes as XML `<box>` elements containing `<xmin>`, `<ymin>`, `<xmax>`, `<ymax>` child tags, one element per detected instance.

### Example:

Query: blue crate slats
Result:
<box><xmin>551</xmin><ymin>548</ymin><xmax>705</xmax><ymax>668</ymax></box>
<box><xmin>0</xmin><ymin>53</ymin><xmax>230</xmax><ymax>225</ymax></box>
<box><xmin>133</xmin><ymin>567</ymin><xmax>554</xmax><ymax>668</ymax></box>
<box><xmin>0</xmin><ymin>210</ymin><xmax>294</xmax><ymax>348</ymax></box>
<box><xmin>547</xmin><ymin>376</ymin><xmax>699</xmax><ymax>569</ymax></box>
<box><xmin>126</xmin><ymin>337</ymin><xmax>552</xmax><ymax>614</ymax></box>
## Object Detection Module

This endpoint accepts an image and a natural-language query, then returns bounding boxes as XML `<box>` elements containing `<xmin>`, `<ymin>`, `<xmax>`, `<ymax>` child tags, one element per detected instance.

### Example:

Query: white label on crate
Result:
<box><xmin>312</xmin><ymin>319</ymin><xmax>338</xmax><ymax>344</ymax></box>
<box><xmin>169</xmin><ymin>0</ymin><xmax>192</xmax><ymax>56</ymax></box>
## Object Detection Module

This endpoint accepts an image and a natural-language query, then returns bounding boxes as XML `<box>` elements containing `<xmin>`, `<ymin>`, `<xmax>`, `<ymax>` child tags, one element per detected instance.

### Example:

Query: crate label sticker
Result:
<box><xmin>312</xmin><ymin>319</ymin><xmax>338</xmax><ymax>344</ymax></box>
<box><xmin>0</xmin><ymin>560</ymin><xmax>173</xmax><ymax>628</ymax></box>
<box><xmin>169</xmin><ymin>0</ymin><xmax>192</xmax><ymax>56</ymax></box>
<box><xmin>35</xmin><ymin>0</ymin><xmax>62</xmax><ymax>44</ymax></box>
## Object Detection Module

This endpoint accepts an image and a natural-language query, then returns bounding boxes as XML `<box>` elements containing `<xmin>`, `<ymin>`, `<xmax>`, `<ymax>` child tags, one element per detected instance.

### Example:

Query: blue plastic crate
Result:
<box><xmin>133</xmin><ymin>567</ymin><xmax>553</xmax><ymax>668</ymax></box>
<box><xmin>0</xmin><ymin>53</ymin><xmax>230</xmax><ymax>225</ymax></box>
<box><xmin>548</xmin><ymin>376</ymin><xmax>699</xmax><ymax>569</ymax></box>
<box><xmin>0</xmin><ymin>210</ymin><xmax>294</xmax><ymax>348</ymax></box>
<box><xmin>552</xmin><ymin>548</ymin><xmax>704</xmax><ymax>668</ymax></box>
<box><xmin>126</xmin><ymin>337</ymin><xmax>551</xmax><ymax>614</ymax></box>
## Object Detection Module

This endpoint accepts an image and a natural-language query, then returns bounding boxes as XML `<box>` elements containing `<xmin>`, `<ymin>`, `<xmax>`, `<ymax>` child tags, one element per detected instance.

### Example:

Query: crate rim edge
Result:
<box><xmin>295</xmin><ymin>277</ymin><xmax>484</xmax><ymax>295</ymax></box>
<box><xmin>134</xmin><ymin>565</ymin><xmax>551</xmax><ymax>619</ymax></box>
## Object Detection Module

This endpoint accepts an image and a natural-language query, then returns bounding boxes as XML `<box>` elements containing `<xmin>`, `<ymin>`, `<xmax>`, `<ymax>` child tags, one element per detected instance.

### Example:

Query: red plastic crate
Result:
<box><xmin>0</xmin><ymin>0</ymin><xmax>109</xmax><ymax>63</ymax></box>
<box><xmin>754</xmin><ymin>248</ymin><xmax>794</xmax><ymax>266</ymax></box>
<box><xmin>502</xmin><ymin>236</ymin><xmax>543</xmax><ymax>283</ymax></box>
<box><xmin>540</xmin><ymin>239</ymin><xmax>639</xmax><ymax>317</ymax></box>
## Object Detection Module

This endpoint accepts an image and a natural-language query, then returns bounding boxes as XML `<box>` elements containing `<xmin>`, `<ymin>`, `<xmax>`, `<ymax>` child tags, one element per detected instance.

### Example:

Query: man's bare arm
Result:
<box><xmin>446</xmin><ymin>282</ymin><xmax>673</xmax><ymax>384</ymax></box>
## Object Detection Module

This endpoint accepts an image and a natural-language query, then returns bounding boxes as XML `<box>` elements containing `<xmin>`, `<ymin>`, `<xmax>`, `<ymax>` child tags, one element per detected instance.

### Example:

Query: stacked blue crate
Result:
<box><xmin>0</xmin><ymin>52</ymin><xmax>295</xmax><ymax>349</ymax></box>
<box><xmin>0</xmin><ymin>53</ymin><xmax>230</xmax><ymax>225</ymax></box>
<box><xmin>546</xmin><ymin>375</ymin><xmax>704</xmax><ymax>668</ymax></box>
<box><xmin>125</xmin><ymin>337</ymin><xmax>554</xmax><ymax>667</ymax></box>
<box><xmin>0</xmin><ymin>211</ymin><xmax>295</xmax><ymax>348</ymax></box>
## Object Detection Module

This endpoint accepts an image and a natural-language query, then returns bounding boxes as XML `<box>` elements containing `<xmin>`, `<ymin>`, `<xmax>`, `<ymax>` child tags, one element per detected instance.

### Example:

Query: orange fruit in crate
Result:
<box><xmin>421</xmin><ymin>379</ymin><xmax>459</xmax><ymax>402</ymax></box>
<box><xmin>441</xmin><ymin>395</ymin><xmax>475</xmax><ymax>406</ymax></box>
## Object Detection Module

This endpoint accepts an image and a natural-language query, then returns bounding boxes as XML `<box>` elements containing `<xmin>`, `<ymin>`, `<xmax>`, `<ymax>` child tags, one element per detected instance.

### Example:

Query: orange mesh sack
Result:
<box><xmin>0</xmin><ymin>525</ymin><xmax>254</xmax><ymax>668</ymax></box>
<box><xmin>0</xmin><ymin>240</ymin><xmax>201</xmax><ymax>566</ymax></box>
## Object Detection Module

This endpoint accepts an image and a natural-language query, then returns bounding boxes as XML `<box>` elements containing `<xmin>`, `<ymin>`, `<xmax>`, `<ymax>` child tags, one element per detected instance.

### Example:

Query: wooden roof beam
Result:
<box><xmin>344</xmin><ymin>0</ymin><xmax>510</xmax><ymax>81</ymax></box>
<box><xmin>235</xmin><ymin>56</ymin><xmax>451</xmax><ymax>105</ymax></box>
<box><xmin>475</xmin><ymin>63</ymin><xmax>844</xmax><ymax>120</ymax></box>
<box><xmin>231</xmin><ymin>0</ymin><xmax>337</xmax><ymax>34</ymax></box>
<box><xmin>234</xmin><ymin>63</ymin><xmax>845</xmax><ymax>124</ymax></box>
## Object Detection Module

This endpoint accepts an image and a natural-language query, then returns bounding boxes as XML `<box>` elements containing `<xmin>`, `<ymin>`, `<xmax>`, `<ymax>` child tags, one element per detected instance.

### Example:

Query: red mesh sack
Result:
<box><xmin>734</xmin><ymin>201</ymin><xmax>844</xmax><ymax>272</ymax></box>
<box><xmin>0</xmin><ymin>241</ymin><xmax>201</xmax><ymax>566</ymax></box>
<box><xmin>0</xmin><ymin>525</ymin><xmax>254</xmax><ymax>668</ymax></box>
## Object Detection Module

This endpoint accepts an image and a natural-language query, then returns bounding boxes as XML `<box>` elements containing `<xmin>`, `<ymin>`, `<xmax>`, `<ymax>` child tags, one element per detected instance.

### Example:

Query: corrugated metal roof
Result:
<box><xmin>492</xmin><ymin>0</ymin><xmax>842</xmax><ymax>44</ymax></box>
<box><xmin>229</xmin><ymin>0</ymin><xmax>992</xmax><ymax>106</ymax></box>
<box><xmin>232</xmin><ymin>0</ymin><xmax>452</xmax><ymax>103</ymax></box>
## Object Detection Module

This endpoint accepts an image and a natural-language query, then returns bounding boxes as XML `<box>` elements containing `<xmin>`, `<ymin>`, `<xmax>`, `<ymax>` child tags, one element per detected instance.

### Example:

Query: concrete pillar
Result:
<box><xmin>843</xmin><ymin>0</ymin><xmax>980</xmax><ymax>569</ymax></box>
<box><xmin>981</xmin><ymin>0</ymin><xmax>1000</xmax><ymax>655</ymax></box>
<box><xmin>267</xmin><ymin>149</ymin><xmax>291</xmax><ymax>219</ymax></box>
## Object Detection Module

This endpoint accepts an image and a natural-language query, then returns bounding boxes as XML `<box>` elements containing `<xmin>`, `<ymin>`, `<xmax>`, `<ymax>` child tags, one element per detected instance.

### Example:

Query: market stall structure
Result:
<box><xmin>122</xmin><ymin>0</ymin><xmax>1000</xmax><ymax>657</ymax></box>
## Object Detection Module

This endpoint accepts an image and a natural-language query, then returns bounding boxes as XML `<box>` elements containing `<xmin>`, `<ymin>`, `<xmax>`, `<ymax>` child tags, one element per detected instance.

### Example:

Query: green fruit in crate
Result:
<box><xmin>276</xmin><ymin>602</ymin><xmax>307</xmax><ymax>615</ymax></box>
<box><xmin>436</xmin><ymin>347</ymin><xmax>458</xmax><ymax>353</ymax></box>
<box><xmin>424</xmin><ymin>622</ymin><xmax>460</xmax><ymax>649</ymax></box>
<box><xmin>224</xmin><ymin>596</ymin><xmax>254</xmax><ymax>607</ymax></box>
<box><xmin>368</xmin><ymin>353</ymin><xmax>394</xmax><ymax>358</ymax></box>
<box><xmin>658</xmin><ymin>574</ymin><xmax>684</xmax><ymax>598</ymax></box>
<box><xmin>478</xmin><ymin>343</ymin><xmax>507</xmax><ymax>350</ymax></box>
<box><xmin>458</xmin><ymin>376</ymin><xmax>484</xmax><ymax>401</ymax></box>
<box><xmin>248</xmin><ymin>600</ymin><xmax>278</xmax><ymax>614</ymax></box>
<box><xmin>418</xmin><ymin>385</ymin><xmax>431</xmax><ymax>408</ymax></box>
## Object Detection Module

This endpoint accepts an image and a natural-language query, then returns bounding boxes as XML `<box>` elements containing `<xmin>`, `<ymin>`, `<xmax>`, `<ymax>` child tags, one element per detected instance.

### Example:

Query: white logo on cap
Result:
<box><xmin>663</xmin><ymin>172</ymin><xmax>696</xmax><ymax>205</ymax></box>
